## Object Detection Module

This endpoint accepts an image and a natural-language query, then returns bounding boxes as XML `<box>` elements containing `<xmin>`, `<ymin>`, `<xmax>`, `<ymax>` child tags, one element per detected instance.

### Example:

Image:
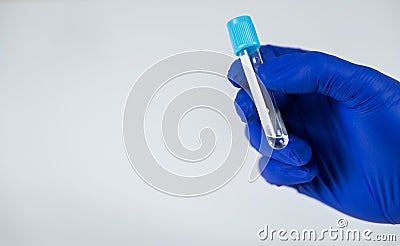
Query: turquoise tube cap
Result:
<box><xmin>227</xmin><ymin>15</ymin><xmax>261</xmax><ymax>56</ymax></box>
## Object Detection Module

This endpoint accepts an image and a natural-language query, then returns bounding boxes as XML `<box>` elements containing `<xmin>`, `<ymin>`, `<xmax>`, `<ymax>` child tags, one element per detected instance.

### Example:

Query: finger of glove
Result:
<box><xmin>227</xmin><ymin>45</ymin><xmax>306</xmax><ymax>89</ymax></box>
<box><xmin>257</xmin><ymin>51</ymin><xmax>367</xmax><ymax>108</ymax></box>
<box><xmin>246</xmin><ymin>119</ymin><xmax>312</xmax><ymax>166</ymax></box>
<box><xmin>259</xmin><ymin>44</ymin><xmax>307</xmax><ymax>62</ymax></box>
<box><xmin>234</xmin><ymin>88</ymin><xmax>290</xmax><ymax>123</ymax></box>
<box><xmin>259</xmin><ymin>157</ymin><xmax>318</xmax><ymax>186</ymax></box>
<box><xmin>227</xmin><ymin>59</ymin><xmax>248</xmax><ymax>89</ymax></box>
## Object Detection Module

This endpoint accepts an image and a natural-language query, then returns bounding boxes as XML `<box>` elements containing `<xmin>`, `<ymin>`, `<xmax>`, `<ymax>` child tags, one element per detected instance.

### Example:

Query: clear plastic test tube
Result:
<box><xmin>227</xmin><ymin>15</ymin><xmax>289</xmax><ymax>149</ymax></box>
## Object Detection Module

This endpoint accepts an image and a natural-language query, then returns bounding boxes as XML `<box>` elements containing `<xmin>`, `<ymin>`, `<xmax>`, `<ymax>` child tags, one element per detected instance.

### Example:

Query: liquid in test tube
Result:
<box><xmin>227</xmin><ymin>15</ymin><xmax>289</xmax><ymax>149</ymax></box>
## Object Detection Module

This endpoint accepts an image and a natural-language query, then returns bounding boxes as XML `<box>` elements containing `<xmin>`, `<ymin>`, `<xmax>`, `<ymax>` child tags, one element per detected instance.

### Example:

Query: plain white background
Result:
<box><xmin>0</xmin><ymin>0</ymin><xmax>399</xmax><ymax>245</ymax></box>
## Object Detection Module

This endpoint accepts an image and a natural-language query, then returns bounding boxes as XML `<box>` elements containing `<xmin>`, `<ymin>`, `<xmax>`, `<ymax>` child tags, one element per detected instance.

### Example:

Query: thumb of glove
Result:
<box><xmin>257</xmin><ymin>51</ymin><xmax>400</xmax><ymax>113</ymax></box>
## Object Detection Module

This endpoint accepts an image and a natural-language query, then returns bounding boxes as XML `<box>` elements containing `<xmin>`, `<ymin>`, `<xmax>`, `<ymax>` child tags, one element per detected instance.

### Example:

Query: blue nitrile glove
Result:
<box><xmin>227</xmin><ymin>44</ymin><xmax>400</xmax><ymax>224</ymax></box>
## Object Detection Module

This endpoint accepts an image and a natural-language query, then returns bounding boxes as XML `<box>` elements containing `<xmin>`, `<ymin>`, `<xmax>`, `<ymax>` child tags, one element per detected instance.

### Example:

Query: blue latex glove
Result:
<box><xmin>227</xmin><ymin>45</ymin><xmax>400</xmax><ymax>224</ymax></box>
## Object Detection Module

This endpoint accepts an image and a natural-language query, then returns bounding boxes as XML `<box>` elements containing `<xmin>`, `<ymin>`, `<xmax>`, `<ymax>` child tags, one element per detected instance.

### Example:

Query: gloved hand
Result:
<box><xmin>227</xmin><ymin>44</ymin><xmax>400</xmax><ymax>224</ymax></box>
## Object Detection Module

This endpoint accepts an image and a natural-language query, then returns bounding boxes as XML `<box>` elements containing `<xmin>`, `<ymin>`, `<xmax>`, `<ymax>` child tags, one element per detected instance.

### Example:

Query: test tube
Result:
<box><xmin>227</xmin><ymin>15</ymin><xmax>289</xmax><ymax>149</ymax></box>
